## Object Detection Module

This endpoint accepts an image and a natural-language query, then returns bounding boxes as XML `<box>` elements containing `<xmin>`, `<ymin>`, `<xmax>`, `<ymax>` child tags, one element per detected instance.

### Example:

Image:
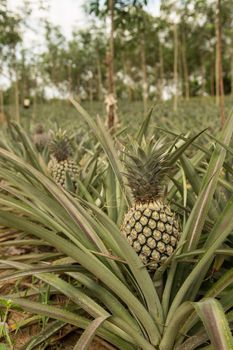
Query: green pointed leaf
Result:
<box><xmin>73</xmin><ymin>316</ymin><xmax>109</xmax><ymax>350</ymax></box>
<box><xmin>10</xmin><ymin>122</ymin><xmax>46</xmax><ymax>172</ymax></box>
<box><xmin>0</xmin><ymin>296</ymin><xmax>133</xmax><ymax>350</ymax></box>
<box><xmin>136</xmin><ymin>107</ymin><xmax>153</xmax><ymax>144</ymax></box>
<box><xmin>166</xmin><ymin>192</ymin><xmax>233</xmax><ymax>324</ymax></box>
<box><xmin>193</xmin><ymin>299</ymin><xmax>233</xmax><ymax>350</ymax></box>
<box><xmin>70</xmin><ymin>97</ymin><xmax>132</xmax><ymax>205</ymax></box>
<box><xmin>183</xmin><ymin>111</ymin><xmax>233</xmax><ymax>252</ymax></box>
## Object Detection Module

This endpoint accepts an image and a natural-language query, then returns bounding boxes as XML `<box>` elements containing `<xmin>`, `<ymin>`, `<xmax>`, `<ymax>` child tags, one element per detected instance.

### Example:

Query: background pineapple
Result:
<box><xmin>121</xmin><ymin>138</ymin><xmax>180</xmax><ymax>271</ymax></box>
<box><xmin>32</xmin><ymin>124</ymin><xmax>51</xmax><ymax>152</ymax></box>
<box><xmin>48</xmin><ymin>129</ymin><xmax>79</xmax><ymax>189</ymax></box>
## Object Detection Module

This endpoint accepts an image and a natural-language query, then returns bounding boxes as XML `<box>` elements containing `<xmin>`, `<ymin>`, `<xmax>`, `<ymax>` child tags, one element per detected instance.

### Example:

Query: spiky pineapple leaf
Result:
<box><xmin>70</xmin><ymin>97</ymin><xmax>132</xmax><ymax>205</ymax></box>
<box><xmin>0</xmin><ymin>295</ymin><xmax>133</xmax><ymax>350</ymax></box>
<box><xmin>49</xmin><ymin>128</ymin><xmax>73</xmax><ymax>161</ymax></box>
<box><xmin>136</xmin><ymin>107</ymin><xmax>153</xmax><ymax>144</ymax></box>
<box><xmin>9</xmin><ymin>122</ymin><xmax>46</xmax><ymax>172</ymax></box>
<box><xmin>73</xmin><ymin>316</ymin><xmax>109</xmax><ymax>350</ymax></box>
<box><xmin>193</xmin><ymin>299</ymin><xmax>233</xmax><ymax>349</ymax></box>
<box><xmin>123</xmin><ymin>130</ymin><xmax>206</xmax><ymax>202</ymax></box>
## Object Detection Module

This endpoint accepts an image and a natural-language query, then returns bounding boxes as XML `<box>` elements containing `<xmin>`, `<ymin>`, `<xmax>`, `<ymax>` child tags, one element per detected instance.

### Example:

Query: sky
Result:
<box><xmin>8</xmin><ymin>0</ymin><xmax>161</xmax><ymax>40</ymax></box>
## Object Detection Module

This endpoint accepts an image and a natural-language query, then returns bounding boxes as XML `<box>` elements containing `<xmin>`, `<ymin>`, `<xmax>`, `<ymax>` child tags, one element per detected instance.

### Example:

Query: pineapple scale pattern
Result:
<box><xmin>121</xmin><ymin>200</ymin><xmax>180</xmax><ymax>270</ymax></box>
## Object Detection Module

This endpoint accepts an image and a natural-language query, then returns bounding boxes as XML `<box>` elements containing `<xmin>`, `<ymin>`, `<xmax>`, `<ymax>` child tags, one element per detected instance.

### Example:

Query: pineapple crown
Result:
<box><xmin>34</xmin><ymin>124</ymin><xmax>44</xmax><ymax>134</ymax></box>
<box><xmin>49</xmin><ymin>129</ymin><xmax>73</xmax><ymax>161</ymax></box>
<box><xmin>123</xmin><ymin>136</ymin><xmax>177</xmax><ymax>202</ymax></box>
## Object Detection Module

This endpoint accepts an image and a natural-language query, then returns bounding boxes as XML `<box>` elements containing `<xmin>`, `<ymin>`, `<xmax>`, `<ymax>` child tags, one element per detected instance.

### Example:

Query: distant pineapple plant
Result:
<box><xmin>32</xmin><ymin>123</ymin><xmax>51</xmax><ymax>151</ymax></box>
<box><xmin>121</xmin><ymin>137</ymin><xmax>180</xmax><ymax>271</ymax></box>
<box><xmin>48</xmin><ymin>129</ymin><xmax>79</xmax><ymax>189</ymax></box>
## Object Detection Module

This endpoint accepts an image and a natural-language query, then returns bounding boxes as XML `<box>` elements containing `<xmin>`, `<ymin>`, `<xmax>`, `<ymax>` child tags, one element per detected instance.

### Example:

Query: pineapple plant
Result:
<box><xmin>1</xmin><ymin>102</ymin><xmax>233</xmax><ymax>350</ymax></box>
<box><xmin>121</xmin><ymin>137</ymin><xmax>180</xmax><ymax>271</ymax></box>
<box><xmin>48</xmin><ymin>129</ymin><xmax>79</xmax><ymax>189</ymax></box>
<box><xmin>32</xmin><ymin>123</ymin><xmax>51</xmax><ymax>151</ymax></box>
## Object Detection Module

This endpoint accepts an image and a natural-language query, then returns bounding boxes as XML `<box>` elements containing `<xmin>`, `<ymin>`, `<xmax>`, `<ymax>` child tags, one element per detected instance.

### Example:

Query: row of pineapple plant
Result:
<box><xmin>0</xmin><ymin>100</ymin><xmax>233</xmax><ymax>349</ymax></box>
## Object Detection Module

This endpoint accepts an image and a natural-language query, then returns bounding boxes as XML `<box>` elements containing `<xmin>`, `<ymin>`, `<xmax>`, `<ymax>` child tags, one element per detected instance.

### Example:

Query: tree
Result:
<box><xmin>115</xmin><ymin>3</ymin><xmax>152</xmax><ymax>112</ymax></box>
<box><xmin>87</xmin><ymin>0</ymin><xmax>148</xmax><ymax>128</ymax></box>
<box><xmin>87</xmin><ymin>0</ymin><xmax>117</xmax><ymax>130</ymax></box>
<box><xmin>173</xmin><ymin>20</ymin><xmax>178</xmax><ymax>111</ymax></box>
<box><xmin>161</xmin><ymin>0</ymin><xmax>181</xmax><ymax>111</ymax></box>
<box><xmin>0</xmin><ymin>0</ymin><xmax>22</xmax><ymax>122</ymax></box>
<box><xmin>2</xmin><ymin>0</ymin><xmax>233</xmax><ymax>113</ymax></box>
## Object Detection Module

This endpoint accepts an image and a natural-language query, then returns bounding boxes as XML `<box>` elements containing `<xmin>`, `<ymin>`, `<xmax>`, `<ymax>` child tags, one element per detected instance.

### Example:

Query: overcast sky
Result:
<box><xmin>8</xmin><ymin>0</ymin><xmax>161</xmax><ymax>40</ymax></box>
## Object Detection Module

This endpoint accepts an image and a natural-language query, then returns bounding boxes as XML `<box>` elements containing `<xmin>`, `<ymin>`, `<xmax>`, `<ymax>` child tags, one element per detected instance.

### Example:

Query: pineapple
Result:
<box><xmin>121</xmin><ymin>138</ymin><xmax>180</xmax><ymax>271</ymax></box>
<box><xmin>48</xmin><ymin>129</ymin><xmax>78</xmax><ymax>189</ymax></box>
<box><xmin>32</xmin><ymin>124</ymin><xmax>51</xmax><ymax>151</ymax></box>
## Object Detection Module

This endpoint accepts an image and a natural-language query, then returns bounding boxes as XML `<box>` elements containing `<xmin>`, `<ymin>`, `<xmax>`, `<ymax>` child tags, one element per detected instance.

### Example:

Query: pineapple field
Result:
<box><xmin>0</xmin><ymin>97</ymin><xmax>233</xmax><ymax>350</ymax></box>
<box><xmin>1</xmin><ymin>0</ymin><xmax>233</xmax><ymax>349</ymax></box>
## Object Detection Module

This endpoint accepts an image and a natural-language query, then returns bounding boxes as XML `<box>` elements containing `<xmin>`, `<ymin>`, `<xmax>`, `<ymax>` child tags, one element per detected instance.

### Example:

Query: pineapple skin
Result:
<box><xmin>48</xmin><ymin>158</ymin><xmax>78</xmax><ymax>188</ymax></box>
<box><xmin>121</xmin><ymin>200</ymin><xmax>180</xmax><ymax>271</ymax></box>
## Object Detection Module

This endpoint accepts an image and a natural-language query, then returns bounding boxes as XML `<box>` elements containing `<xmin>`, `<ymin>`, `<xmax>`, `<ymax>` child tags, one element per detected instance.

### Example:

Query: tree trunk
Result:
<box><xmin>76</xmin><ymin>75</ymin><xmax>81</xmax><ymax>102</ymax></box>
<box><xmin>200</xmin><ymin>60</ymin><xmax>206</xmax><ymax>96</ymax></box>
<box><xmin>210</xmin><ymin>61</ymin><xmax>215</xmax><ymax>96</ymax></box>
<box><xmin>32</xmin><ymin>93</ymin><xmax>37</xmax><ymax>121</ymax></box>
<box><xmin>154</xmin><ymin>63</ymin><xmax>158</xmax><ymax>99</ymax></box>
<box><xmin>14</xmin><ymin>80</ymin><xmax>20</xmax><ymax>123</ymax></box>
<box><xmin>215</xmin><ymin>0</ymin><xmax>224</xmax><ymax>127</ymax></box>
<box><xmin>140</xmin><ymin>32</ymin><xmax>148</xmax><ymax>113</ymax></box>
<box><xmin>12</xmin><ymin>47</ymin><xmax>20</xmax><ymax>123</ymax></box>
<box><xmin>173</xmin><ymin>23</ymin><xmax>179</xmax><ymax>112</ymax></box>
<box><xmin>158</xmin><ymin>42</ymin><xmax>164</xmax><ymax>100</ymax></box>
<box><xmin>96</xmin><ymin>46</ymin><xmax>103</xmax><ymax>101</ymax></box>
<box><xmin>179</xmin><ymin>41</ymin><xmax>184</xmax><ymax>98</ymax></box>
<box><xmin>106</xmin><ymin>0</ymin><xmax>116</xmax><ymax>131</ymax></box>
<box><xmin>215</xmin><ymin>40</ymin><xmax>219</xmax><ymax>103</ymax></box>
<box><xmin>89</xmin><ymin>77</ymin><xmax>93</xmax><ymax>105</ymax></box>
<box><xmin>231</xmin><ymin>47</ymin><xmax>233</xmax><ymax>96</ymax></box>
<box><xmin>0</xmin><ymin>90</ymin><xmax>5</xmax><ymax>124</ymax></box>
<box><xmin>181</xmin><ymin>32</ymin><xmax>189</xmax><ymax>100</ymax></box>
<box><xmin>68</xmin><ymin>61</ymin><xmax>72</xmax><ymax>96</ymax></box>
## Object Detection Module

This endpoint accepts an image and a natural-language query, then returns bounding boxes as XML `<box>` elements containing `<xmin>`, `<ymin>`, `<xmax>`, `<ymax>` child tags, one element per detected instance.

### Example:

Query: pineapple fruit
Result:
<box><xmin>121</xmin><ymin>138</ymin><xmax>180</xmax><ymax>271</ymax></box>
<box><xmin>48</xmin><ymin>129</ymin><xmax>79</xmax><ymax>189</ymax></box>
<box><xmin>32</xmin><ymin>124</ymin><xmax>51</xmax><ymax>151</ymax></box>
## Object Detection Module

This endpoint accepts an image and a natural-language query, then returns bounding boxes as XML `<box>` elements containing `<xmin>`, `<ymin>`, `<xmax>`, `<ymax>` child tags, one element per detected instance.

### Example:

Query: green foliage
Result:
<box><xmin>0</xmin><ymin>103</ymin><xmax>233</xmax><ymax>349</ymax></box>
<box><xmin>49</xmin><ymin>128</ymin><xmax>73</xmax><ymax>161</ymax></box>
<box><xmin>2</xmin><ymin>0</ymin><xmax>233</xmax><ymax>105</ymax></box>
<box><xmin>0</xmin><ymin>2</ymin><xmax>21</xmax><ymax>50</ymax></box>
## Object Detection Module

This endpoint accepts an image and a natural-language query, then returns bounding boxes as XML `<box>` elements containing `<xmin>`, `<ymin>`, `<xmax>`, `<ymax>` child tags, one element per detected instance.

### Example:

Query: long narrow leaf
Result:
<box><xmin>70</xmin><ymin>97</ymin><xmax>132</xmax><ymax>205</ymax></box>
<box><xmin>193</xmin><ymin>299</ymin><xmax>233</xmax><ymax>349</ymax></box>
<box><xmin>166</xmin><ymin>193</ymin><xmax>233</xmax><ymax>324</ymax></box>
<box><xmin>73</xmin><ymin>316</ymin><xmax>109</xmax><ymax>350</ymax></box>
<box><xmin>0</xmin><ymin>211</ymin><xmax>161</xmax><ymax>345</ymax></box>
<box><xmin>186</xmin><ymin>111</ymin><xmax>233</xmax><ymax>251</ymax></box>
<box><xmin>0</xmin><ymin>296</ymin><xmax>133</xmax><ymax>350</ymax></box>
